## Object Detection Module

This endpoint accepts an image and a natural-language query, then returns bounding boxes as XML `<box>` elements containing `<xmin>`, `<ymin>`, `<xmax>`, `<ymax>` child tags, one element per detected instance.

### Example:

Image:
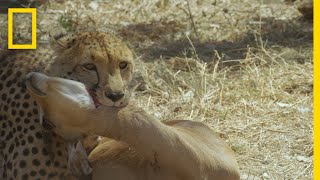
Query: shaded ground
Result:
<box><xmin>118</xmin><ymin>16</ymin><xmax>312</xmax><ymax>65</ymax></box>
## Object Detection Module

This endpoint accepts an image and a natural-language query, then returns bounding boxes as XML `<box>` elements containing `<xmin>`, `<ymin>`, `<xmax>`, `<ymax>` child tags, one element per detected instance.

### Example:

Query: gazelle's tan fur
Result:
<box><xmin>26</xmin><ymin>72</ymin><xmax>240</xmax><ymax>180</ymax></box>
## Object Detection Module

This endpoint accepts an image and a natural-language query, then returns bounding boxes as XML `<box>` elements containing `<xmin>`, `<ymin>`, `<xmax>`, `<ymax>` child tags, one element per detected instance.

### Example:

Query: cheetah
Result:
<box><xmin>0</xmin><ymin>31</ymin><xmax>134</xmax><ymax>179</ymax></box>
<box><xmin>26</xmin><ymin>73</ymin><xmax>240</xmax><ymax>180</ymax></box>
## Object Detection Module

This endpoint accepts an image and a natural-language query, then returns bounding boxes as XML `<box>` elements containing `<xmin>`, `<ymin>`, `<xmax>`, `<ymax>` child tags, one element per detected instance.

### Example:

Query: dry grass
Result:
<box><xmin>132</xmin><ymin>46</ymin><xmax>313</xmax><ymax>179</ymax></box>
<box><xmin>0</xmin><ymin>0</ymin><xmax>313</xmax><ymax>179</ymax></box>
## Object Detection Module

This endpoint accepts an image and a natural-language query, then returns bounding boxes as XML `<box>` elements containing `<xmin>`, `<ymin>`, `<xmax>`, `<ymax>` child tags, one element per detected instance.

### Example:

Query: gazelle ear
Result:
<box><xmin>67</xmin><ymin>141</ymin><xmax>93</xmax><ymax>176</ymax></box>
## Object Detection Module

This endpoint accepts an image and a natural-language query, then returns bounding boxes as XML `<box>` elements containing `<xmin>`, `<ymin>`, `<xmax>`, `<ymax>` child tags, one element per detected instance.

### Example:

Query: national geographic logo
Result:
<box><xmin>7</xmin><ymin>8</ymin><xmax>37</xmax><ymax>49</ymax></box>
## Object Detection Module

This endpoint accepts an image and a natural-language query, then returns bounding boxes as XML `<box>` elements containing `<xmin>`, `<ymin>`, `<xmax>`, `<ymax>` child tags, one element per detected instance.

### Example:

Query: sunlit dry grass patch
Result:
<box><xmin>131</xmin><ymin>43</ymin><xmax>313</xmax><ymax>179</ymax></box>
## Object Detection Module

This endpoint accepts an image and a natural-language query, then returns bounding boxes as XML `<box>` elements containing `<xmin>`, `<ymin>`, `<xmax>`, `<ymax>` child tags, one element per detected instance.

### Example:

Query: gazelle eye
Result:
<box><xmin>82</xmin><ymin>63</ymin><xmax>96</xmax><ymax>71</ymax></box>
<box><xmin>119</xmin><ymin>62</ymin><xmax>128</xmax><ymax>69</ymax></box>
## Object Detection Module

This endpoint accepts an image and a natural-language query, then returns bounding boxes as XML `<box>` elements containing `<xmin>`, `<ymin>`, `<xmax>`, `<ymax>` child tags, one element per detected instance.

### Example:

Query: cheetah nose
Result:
<box><xmin>105</xmin><ymin>92</ymin><xmax>125</xmax><ymax>102</ymax></box>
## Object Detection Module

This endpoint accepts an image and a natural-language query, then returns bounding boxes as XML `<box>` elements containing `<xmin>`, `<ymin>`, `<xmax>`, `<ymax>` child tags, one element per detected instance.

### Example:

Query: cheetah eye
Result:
<box><xmin>82</xmin><ymin>63</ymin><xmax>96</xmax><ymax>71</ymax></box>
<box><xmin>119</xmin><ymin>62</ymin><xmax>128</xmax><ymax>69</ymax></box>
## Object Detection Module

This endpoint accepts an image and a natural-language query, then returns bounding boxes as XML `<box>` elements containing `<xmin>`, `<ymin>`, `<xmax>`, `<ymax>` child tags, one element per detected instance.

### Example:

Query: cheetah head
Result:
<box><xmin>49</xmin><ymin>31</ymin><xmax>134</xmax><ymax>108</ymax></box>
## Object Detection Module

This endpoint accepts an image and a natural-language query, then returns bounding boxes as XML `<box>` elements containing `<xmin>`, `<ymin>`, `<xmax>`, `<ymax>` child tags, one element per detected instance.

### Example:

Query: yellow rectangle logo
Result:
<box><xmin>8</xmin><ymin>8</ymin><xmax>37</xmax><ymax>49</ymax></box>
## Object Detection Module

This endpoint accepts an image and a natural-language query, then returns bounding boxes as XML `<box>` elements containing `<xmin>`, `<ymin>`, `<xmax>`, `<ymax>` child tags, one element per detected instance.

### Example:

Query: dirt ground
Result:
<box><xmin>0</xmin><ymin>0</ymin><xmax>313</xmax><ymax>179</ymax></box>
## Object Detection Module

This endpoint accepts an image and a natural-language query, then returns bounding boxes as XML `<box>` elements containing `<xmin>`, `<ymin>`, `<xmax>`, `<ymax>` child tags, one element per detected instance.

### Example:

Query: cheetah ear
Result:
<box><xmin>48</xmin><ymin>28</ymin><xmax>72</xmax><ymax>51</ymax></box>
